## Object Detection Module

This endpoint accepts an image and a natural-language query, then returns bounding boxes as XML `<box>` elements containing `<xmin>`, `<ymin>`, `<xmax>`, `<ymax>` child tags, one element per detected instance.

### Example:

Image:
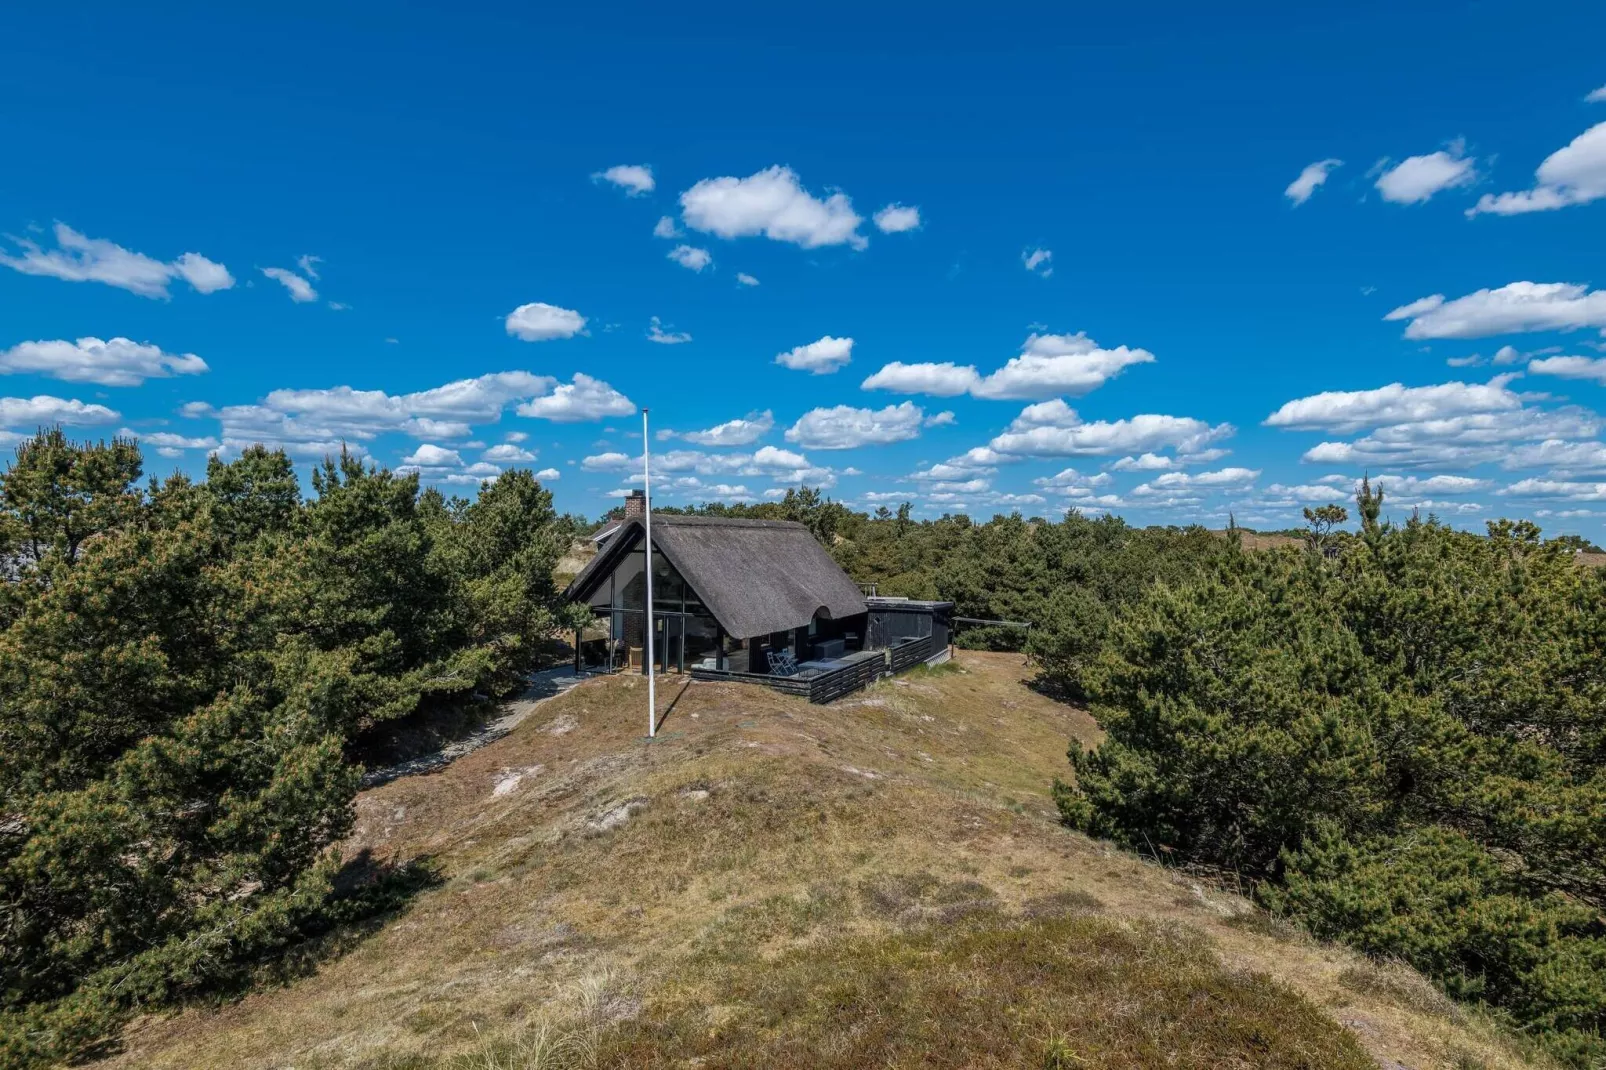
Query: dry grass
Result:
<box><xmin>98</xmin><ymin>653</ymin><xmax>1552</xmax><ymax>1070</ymax></box>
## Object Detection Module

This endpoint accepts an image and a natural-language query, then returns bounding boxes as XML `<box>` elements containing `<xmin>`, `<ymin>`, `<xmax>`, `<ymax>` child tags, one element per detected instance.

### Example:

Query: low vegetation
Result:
<box><xmin>94</xmin><ymin>654</ymin><xmax>1539</xmax><ymax>1070</ymax></box>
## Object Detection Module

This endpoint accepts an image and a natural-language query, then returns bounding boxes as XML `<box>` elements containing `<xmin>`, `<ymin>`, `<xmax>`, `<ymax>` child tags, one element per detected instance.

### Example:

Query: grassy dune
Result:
<box><xmin>100</xmin><ymin>654</ymin><xmax>1549</xmax><ymax>1070</ymax></box>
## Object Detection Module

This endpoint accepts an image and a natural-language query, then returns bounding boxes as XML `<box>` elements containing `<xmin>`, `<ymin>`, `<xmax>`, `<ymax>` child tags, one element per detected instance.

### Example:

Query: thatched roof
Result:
<box><xmin>564</xmin><ymin>515</ymin><xmax>867</xmax><ymax>640</ymax></box>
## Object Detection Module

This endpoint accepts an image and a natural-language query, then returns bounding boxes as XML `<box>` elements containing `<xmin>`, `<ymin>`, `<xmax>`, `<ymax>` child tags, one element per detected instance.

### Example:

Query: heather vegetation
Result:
<box><xmin>0</xmin><ymin>431</ymin><xmax>580</xmax><ymax>1068</ymax></box>
<box><xmin>660</xmin><ymin>484</ymin><xmax>1606</xmax><ymax>1063</ymax></box>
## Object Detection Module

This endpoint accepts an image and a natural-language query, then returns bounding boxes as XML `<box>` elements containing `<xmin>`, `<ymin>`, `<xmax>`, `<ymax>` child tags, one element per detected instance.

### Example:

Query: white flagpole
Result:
<box><xmin>642</xmin><ymin>408</ymin><xmax>656</xmax><ymax>738</ymax></box>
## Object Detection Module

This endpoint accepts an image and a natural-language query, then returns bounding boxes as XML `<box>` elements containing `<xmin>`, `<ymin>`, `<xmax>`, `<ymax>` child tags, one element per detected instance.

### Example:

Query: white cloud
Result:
<box><xmin>861</xmin><ymin>361</ymin><xmax>978</xmax><ymax>396</ymax></box>
<box><xmin>583</xmin><ymin>451</ymin><xmax>633</xmax><ymax>472</ymax></box>
<box><xmin>505</xmin><ymin>302</ymin><xmax>587</xmax><ymax>341</ymax></box>
<box><xmin>1503</xmin><ymin>439</ymin><xmax>1606</xmax><ymax>473</ymax></box>
<box><xmin>0</xmin><ymin>336</ymin><xmax>208</xmax><ymax>387</ymax></box>
<box><xmin>483</xmin><ymin>443</ymin><xmax>537</xmax><ymax>462</ymax></box>
<box><xmin>296</xmin><ymin>254</ymin><xmax>322</xmax><ymax>280</ymax></box>
<box><xmin>1589</xmin><ymin>85</ymin><xmax>1606</xmax><ymax>104</ymax></box>
<box><xmin>1373</xmin><ymin>143</ymin><xmax>1478</xmax><ymax>204</ymax></box>
<box><xmin>988</xmin><ymin>407</ymin><xmax>1234</xmax><ymax>458</ymax></box>
<box><xmin>1132</xmin><ymin>468</ymin><xmax>1259</xmax><ymax>497</ymax></box>
<box><xmin>593</xmin><ymin>164</ymin><xmax>655</xmax><ymax>196</ymax></box>
<box><xmin>0</xmin><ymin>395</ymin><xmax>119</xmax><ymax>427</ymax></box>
<box><xmin>1500</xmin><ymin>479</ymin><xmax>1606</xmax><ymax>502</ymax></box>
<box><xmin>1470</xmin><ymin>121</ymin><xmax>1606</xmax><ymax>216</ymax></box>
<box><xmin>776</xmin><ymin>335</ymin><xmax>854</xmax><ymax>374</ymax></box>
<box><xmin>667</xmin><ymin>245</ymin><xmax>713</xmax><ymax>272</ymax></box>
<box><xmin>1111</xmin><ymin>453</ymin><xmax>1181</xmax><ymax>471</ymax></box>
<box><xmin>647</xmin><ymin>316</ymin><xmax>692</xmax><ymax>344</ymax></box>
<box><xmin>261</xmin><ymin>267</ymin><xmax>318</xmax><ymax>303</ymax></box>
<box><xmin>652</xmin><ymin>215</ymin><xmax>681</xmax><ymax>239</ymax></box>
<box><xmin>0</xmin><ymin>223</ymin><xmax>233</xmax><ymax>299</ymax></box>
<box><xmin>535</xmin><ymin>467</ymin><xmax>560</xmax><ymax>480</ymax></box>
<box><xmin>1384</xmin><ymin>282</ymin><xmax>1606</xmax><ymax>340</ymax></box>
<box><xmin>873</xmin><ymin>204</ymin><xmax>921</xmax><ymax>233</ymax></box>
<box><xmin>924</xmin><ymin>410</ymin><xmax>956</xmax><ymax>428</ymax></box>
<box><xmin>516</xmin><ymin>373</ymin><xmax>635</xmax><ymax>422</ymax></box>
<box><xmin>736</xmin><ymin>272</ymin><xmax>760</xmax><ymax>287</ymax></box>
<box><xmin>1299</xmin><ymin>407</ymin><xmax>1602</xmax><ymax>468</ymax></box>
<box><xmin>679</xmin><ymin>165</ymin><xmax>866</xmax><ymax>250</ymax></box>
<box><xmin>1264</xmin><ymin>376</ymin><xmax>1523</xmax><ymax>433</ymax></box>
<box><xmin>173</xmin><ymin>252</ymin><xmax>235</xmax><ymax>294</ymax></box>
<box><xmin>121</xmin><ymin>429</ymin><xmax>219</xmax><ymax>452</ymax></box>
<box><xmin>505</xmin><ymin>431</ymin><xmax>528</xmax><ymax>443</ymax></box>
<box><xmin>931</xmin><ymin>478</ymin><xmax>989</xmax><ymax>494</ymax></box>
<box><xmin>1527</xmin><ymin>355</ymin><xmax>1606</xmax><ymax>383</ymax></box>
<box><xmin>861</xmin><ymin>331</ymin><xmax>1153</xmax><ymax>400</ymax></box>
<box><xmin>1285</xmin><ymin>159</ymin><xmax>1342</xmax><ymax>205</ymax></box>
<box><xmin>403</xmin><ymin>444</ymin><xmax>464</xmax><ymax>467</ymax></box>
<box><xmin>1033</xmin><ymin>467</ymin><xmax>1113</xmax><ymax>491</ymax></box>
<box><xmin>676</xmin><ymin>410</ymin><xmax>775</xmax><ymax>447</ymax></box>
<box><xmin>1022</xmin><ymin>247</ymin><xmax>1053</xmax><ymax>277</ymax></box>
<box><xmin>209</xmin><ymin>370</ymin><xmax>567</xmax><ymax>459</ymax></box>
<box><xmin>785</xmin><ymin>402</ymin><xmax>924</xmax><ymax>449</ymax></box>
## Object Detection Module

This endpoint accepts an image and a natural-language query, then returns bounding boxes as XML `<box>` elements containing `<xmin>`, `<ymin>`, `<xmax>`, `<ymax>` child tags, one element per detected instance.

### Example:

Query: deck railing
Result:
<box><xmin>689</xmin><ymin>635</ymin><xmax>938</xmax><ymax>704</ymax></box>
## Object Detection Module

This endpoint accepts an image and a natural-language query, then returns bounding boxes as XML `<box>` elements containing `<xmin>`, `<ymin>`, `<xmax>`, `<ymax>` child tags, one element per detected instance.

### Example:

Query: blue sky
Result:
<box><xmin>4</xmin><ymin>1</ymin><xmax>1606</xmax><ymax>533</ymax></box>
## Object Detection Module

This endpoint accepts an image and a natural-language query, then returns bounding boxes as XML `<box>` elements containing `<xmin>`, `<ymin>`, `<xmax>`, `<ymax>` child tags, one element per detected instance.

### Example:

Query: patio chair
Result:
<box><xmin>766</xmin><ymin>649</ymin><xmax>801</xmax><ymax>677</ymax></box>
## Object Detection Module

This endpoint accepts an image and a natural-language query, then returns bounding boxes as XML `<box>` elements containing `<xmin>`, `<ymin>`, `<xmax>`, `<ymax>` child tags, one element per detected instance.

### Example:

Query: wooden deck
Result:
<box><xmin>689</xmin><ymin>636</ymin><xmax>937</xmax><ymax>704</ymax></box>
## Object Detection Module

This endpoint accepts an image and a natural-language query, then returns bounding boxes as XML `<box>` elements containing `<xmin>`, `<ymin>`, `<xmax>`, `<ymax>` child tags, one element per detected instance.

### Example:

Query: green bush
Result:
<box><xmin>1054</xmin><ymin>515</ymin><xmax>1606</xmax><ymax>1063</ymax></box>
<box><xmin>0</xmin><ymin>433</ymin><xmax>572</xmax><ymax>1067</ymax></box>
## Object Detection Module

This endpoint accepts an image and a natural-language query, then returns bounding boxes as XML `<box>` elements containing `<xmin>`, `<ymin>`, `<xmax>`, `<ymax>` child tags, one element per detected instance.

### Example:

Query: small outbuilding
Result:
<box><xmin>564</xmin><ymin>493</ymin><xmax>951</xmax><ymax>702</ymax></box>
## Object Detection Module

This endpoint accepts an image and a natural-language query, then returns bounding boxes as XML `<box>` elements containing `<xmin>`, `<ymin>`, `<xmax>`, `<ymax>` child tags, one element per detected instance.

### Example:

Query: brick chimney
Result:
<box><xmin>623</xmin><ymin>489</ymin><xmax>647</xmax><ymax>521</ymax></box>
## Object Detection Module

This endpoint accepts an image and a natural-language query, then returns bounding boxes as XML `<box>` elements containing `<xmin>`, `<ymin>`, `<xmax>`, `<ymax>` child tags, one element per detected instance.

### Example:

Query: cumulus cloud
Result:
<box><xmin>652</xmin><ymin>215</ymin><xmax>681</xmax><ymax>239</ymax></box>
<box><xmin>873</xmin><ymin>204</ymin><xmax>921</xmax><ymax>233</ymax></box>
<box><xmin>924</xmin><ymin>410</ymin><xmax>956</xmax><ymax>428</ymax></box>
<box><xmin>667</xmin><ymin>245</ymin><xmax>713</xmax><ymax>272</ymax></box>
<box><xmin>583</xmin><ymin>451</ymin><xmax>633</xmax><ymax>472</ymax></box>
<box><xmin>1373</xmin><ymin>142</ymin><xmax>1478</xmax><ymax>204</ymax></box>
<box><xmin>776</xmin><ymin>335</ymin><xmax>854</xmax><ymax>374</ymax></box>
<box><xmin>1500</xmin><ymin>479</ymin><xmax>1606</xmax><ymax>502</ymax></box>
<box><xmin>1298</xmin><ymin>407</ymin><xmax>1602</xmax><ymax>468</ymax></box>
<box><xmin>1264</xmin><ymin>376</ymin><xmax>1523</xmax><ymax>433</ymax></box>
<box><xmin>402</xmin><ymin>443</ymin><xmax>464</xmax><ymax>467</ymax></box>
<box><xmin>785</xmin><ymin>401</ymin><xmax>925</xmax><ymax>449</ymax></box>
<box><xmin>679</xmin><ymin>166</ymin><xmax>866</xmax><ymax>250</ymax></box>
<box><xmin>1470</xmin><ymin>122</ymin><xmax>1606</xmax><ymax>216</ymax></box>
<box><xmin>482</xmin><ymin>443</ymin><xmax>537</xmax><ymax>462</ymax></box>
<box><xmin>1504</xmin><ymin>439</ymin><xmax>1606</xmax><ymax>473</ymax></box>
<box><xmin>1285</xmin><ymin>159</ymin><xmax>1343</xmax><ymax>205</ymax></box>
<box><xmin>1384</xmin><ymin>282</ymin><xmax>1606</xmax><ymax>340</ymax></box>
<box><xmin>0</xmin><ymin>336</ymin><xmax>208</xmax><ymax>387</ymax></box>
<box><xmin>261</xmin><ymin>267</ymin><xmax>318</xmax><ymax>303</ymax></box>
<box><xmin>516</xmin><ymin>373</ymin><xmax>635</xmax><ymax>422</ymax></box>
<box><xmin>1136</xmin><ymin>467</ymin><xmax>1260</xmax><ymax>492</ymax></box>
<box><xmin>1527</xmin><ymin>355</ymin><xmax>1606</xmax><ymax>383</ymax></box>
<box><xmin>1033</xmin><ymin>467</ymin><xmax>1114</xmax><ymax>491</ymax></box>
<box><xmin>736</xmin><ymin>272</ymin><xmax>760</xmax><ymax>287</ymax></box>
<box><xmin>1022</xmin><ymin>247</ymin><xmax>1053</xmax><ymax>277</ymax></box>
<box><xmin>593</xmin><ymin>164</ymin><xmax>655</xmax><ymax>195</ymax></box>
<box><xmin>0</xmin><ymin>395</ymin><xmax>119</xmax><ymax>427</ymax></box>
<box><xmin>647</xmin><ymin>316</ymin><xmax>692</xmax><ymax>344</ymax></box>
<box><xmin>988</xmin><ymin>405</ymin><xmax>1234</xmax><ymax>459</ymax></box>
<box><xmin>861</xmin><ymin>331</ymin><xmax>1153</xmax><ymax>400</ymax></box>
<box><xmin>0</xmin><ymin>223</ymin><xmax>233</xmax><ymax>299</ymax></box>
<box><xmin>675</xmin><ymin>410</ymin><xmax>775</xmax><ymax>447</ymax></box>
<box><xmin>535</xmin><ymin>467</ymin><xmax>560</xmax><ymax>480</ymax></box>
<box><xmin>121</xmin><ymin>429</ymin><xmax>220</xmax><ymax>454</ymax></box>
<box><xmin>505</xmin><ymin>302</ymin><xmax>587</xmax><ymax>341</ymax></box>
<box><xmin>1108</xmin><ymin>451</ymin><xmax>1235</xmax><ymax>471</ymax></box>
<box><xmin>204</xmin><ymin>370</ymin><xmax>629</xmax><ymax>460</ymax></box>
